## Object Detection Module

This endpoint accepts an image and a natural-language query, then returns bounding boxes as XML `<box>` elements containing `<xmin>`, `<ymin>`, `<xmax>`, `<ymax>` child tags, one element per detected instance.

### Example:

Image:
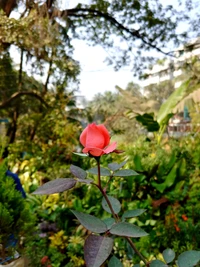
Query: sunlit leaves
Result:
<box><xmin>76</xmin><ymin>178</ymin><xmax>93</xmax><ymax>184</ymax></box>
<box><xmin>66</xmin><ymin>0</ymin><xmax>189</xmax><ymax>73</ymax></box>
<box><xmin>73</xmin><ymin>152</ymin><xmax>88</xmax><ymax>157</ymax></box>
<box><xmin>157</xmin><ymin>80</ymin><xmax>190</xmax><ymax>125</ymax></box>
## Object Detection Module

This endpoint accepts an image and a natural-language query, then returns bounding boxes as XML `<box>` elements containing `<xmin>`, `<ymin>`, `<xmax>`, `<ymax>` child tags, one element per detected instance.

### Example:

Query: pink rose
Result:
<box><xmin>80</xmin><ymin>123</ymin><xmax>117</xmax><ymax>157</ymax></box>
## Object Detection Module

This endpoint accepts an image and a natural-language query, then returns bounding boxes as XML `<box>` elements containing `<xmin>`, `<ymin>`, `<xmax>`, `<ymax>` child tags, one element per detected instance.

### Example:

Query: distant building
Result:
<box><xmin>142</xmin><ymin>37</ymin><xmax>200</xmax><ymax>89</ymax></box>
<box><xmin>167</xmin><ymin>112</ymin><xmax>192</xmax><ymax>138</ymax></box>
<box><xmin>142</xmin><ymin>38</ymin><xmax>200</xmax><ymax>137</ymax></box>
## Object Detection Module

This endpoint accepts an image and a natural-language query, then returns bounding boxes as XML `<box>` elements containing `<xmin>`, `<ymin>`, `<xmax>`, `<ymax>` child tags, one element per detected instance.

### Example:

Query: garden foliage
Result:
<box><xmin>1</xmin><ymin>115</ymin><xmax>200</xmax><ymax>266</ymax></box>
<box><xmin>0</xmin><ymin>160</ymin><xmax>35</xmax><ymax>263</ymax></box>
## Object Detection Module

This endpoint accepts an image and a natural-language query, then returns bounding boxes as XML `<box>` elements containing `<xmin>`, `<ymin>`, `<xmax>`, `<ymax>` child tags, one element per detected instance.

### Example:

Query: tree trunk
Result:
<box><xmin>6</xmin><ymin>108</ymin><xmax>19</xmax><ymax>144</ymax></box>
<box><xmin>0</xmin><ymin>0</ymin><xmax>17</xmax><ymax>17</ymax></box>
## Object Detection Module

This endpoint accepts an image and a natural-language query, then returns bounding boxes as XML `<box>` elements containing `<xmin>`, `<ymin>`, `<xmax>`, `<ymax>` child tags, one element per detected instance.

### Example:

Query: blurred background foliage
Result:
<box><xmin>0</xmin><ymin>0</ymin><xmax>200</xmax><ymax>266</ymax></box>
<box><xmin>3</xmin><ymin>127</ymin><xmax>200</xmax><ymax>266</ymax></box>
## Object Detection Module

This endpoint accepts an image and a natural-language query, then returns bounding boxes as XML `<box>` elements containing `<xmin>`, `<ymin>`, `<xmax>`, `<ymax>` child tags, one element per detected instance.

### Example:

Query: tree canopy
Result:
<box><xmin>0</xmin><ymin>0</ymin><xmax>200</xmax><ymax>146</ymax></box>
<box><xmin>1</xmin><ymin>0</ymin><xmax>200</xmax><ymax>73</ymax></box>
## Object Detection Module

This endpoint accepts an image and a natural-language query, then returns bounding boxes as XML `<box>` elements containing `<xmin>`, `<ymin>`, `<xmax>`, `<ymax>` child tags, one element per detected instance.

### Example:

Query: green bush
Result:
<box><xmin>5</xmin><ymin>133</ymin><xmax>200</xmax><ymax>265</ymax></box>
<box><xmin>0</xmin><ymin>160</ymin><xmax>35</xmax><ymax>262</ymax></box>
<box><xmin>122</xmin><ymin>136</ymin><xmax>200</xmax><ymax>256</ymax></box>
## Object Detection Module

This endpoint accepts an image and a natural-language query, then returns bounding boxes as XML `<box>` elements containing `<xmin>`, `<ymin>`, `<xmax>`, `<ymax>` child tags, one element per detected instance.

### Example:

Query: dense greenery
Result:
<box><xmin>0</xmin><ymin>0</ymin><xmax>200</xmax><ymax>266</ymax></box>
<box><xmin>0</xmin><ymin>160</ymin><xmax>35</xmax><ymax>263</ymax></box>
<box><xmin>0</xmin><ymin>0</ymin><xmax>199</xmax><ymax>72</ymax></box>
<box><xmin>2</xmin><ymin>129</ymin><xmax>199</xmax><ymax>266</ymax></box>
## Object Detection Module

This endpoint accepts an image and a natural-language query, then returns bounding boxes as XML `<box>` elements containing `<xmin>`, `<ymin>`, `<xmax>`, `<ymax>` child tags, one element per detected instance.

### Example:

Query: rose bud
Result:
<box><xmin>80</xmin><ymin>123</ymin><xmax>117</xmax><ymax>157</ymax></box>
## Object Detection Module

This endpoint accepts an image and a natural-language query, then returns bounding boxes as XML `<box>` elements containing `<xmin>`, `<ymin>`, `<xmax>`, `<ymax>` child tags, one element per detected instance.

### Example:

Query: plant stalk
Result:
<box><xmin>126</xmin><ymin>237</ymin><xmax>150</xmax><ymax>267</ymax></box>
<box><xmin>95</xmin><ymin>158</ymin><xmax>149</xmax><ymax>267</ymax></box>
<box><xmin>95</xmin><ymin>158</ymin><xmax>118</xmax><ymax>221</ymax></box>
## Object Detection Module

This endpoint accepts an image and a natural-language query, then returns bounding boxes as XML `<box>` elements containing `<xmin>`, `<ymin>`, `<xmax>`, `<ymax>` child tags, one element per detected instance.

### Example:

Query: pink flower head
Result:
<box><xmin>80</xmin><ymin>123</ymin><xmax>117</xmax><ymax>157</ymax></box>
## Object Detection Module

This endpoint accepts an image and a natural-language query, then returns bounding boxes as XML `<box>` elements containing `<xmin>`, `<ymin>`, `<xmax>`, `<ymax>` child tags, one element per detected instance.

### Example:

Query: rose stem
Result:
<box><xmin>94</xmin><ymin>158</ymin><xmax>149</xmax><ymax>267</ymax></box>
<box><xmin>94</xmin><ymin>157</ymin><xmax>118</xmax><ymax>221</ymax></box>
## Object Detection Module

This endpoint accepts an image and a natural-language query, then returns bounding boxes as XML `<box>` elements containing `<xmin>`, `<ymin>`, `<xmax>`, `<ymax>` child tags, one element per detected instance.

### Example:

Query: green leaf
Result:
<box><xmin>88</xmin><ymin>167</ymin><xmax>111</xmax><ymax>176</ymax></box>
<box><xmin>70</xmin><ymin>165</ymin><xmax>87</xmax><ymax>179</ymax></box>
<box><xmin>164</xmin><ymin>152</ymin><xmax>176</xmax><ymax>171</ymax></box>
<box><xmin>157</xmin><ymin>80</ymin><xmax>190</xmax><ymax>125</ymax></box>
<box><xmin>103</xmin><ymin>218</ymin><xmax>115</xmax><ymax>230</ymax></box>
<box><xmin>133</xmin><ymin>1</ymin><xmax>140</xmax><ymax>10</ymax></box>
<box><xmin>71</xmin><ymin>210</ymin><xmax>107</xmax><ymax>233</ymax></box>
<box><xmin>84</xmin><ymin>234</ymin><xmax>113</xmax><ymax>267</ymax></box>
<box><xmin>76</xmin><ymin>178</ymin><xmax>93</xmax><ymax>184</ymax></box>
<box><xmin>175</xmin><ymin>87</ymin><xmax>200</xmax><ymax>114</ymax></box>
<box><xmin>163</xmin><ymin>248</ymin><xmax>175</xmax><ymax>264</ymax></box>
<box><xmin>102</xmin><ymin>196</ymin><xmax>121</xmax><ymax>214</ymax></box>
<box><xmin>150</xmin><ymin>260</ymin><xmax>168</xmax><ymax>267</ymax></box>
<box><xmin>110</xmin><ymin>222</ymin><xmax>148</xmax><ymax>238</ymax></box>
<box><xmin>178</xmin><ymin>158</ymin><xmax>187</xmax><ymax>177</ymax></box>
<box><xmin>108</xmin><ymin>256</ymin><xmax>123</xmax><ymax>267</ymax></box>
<box><xmin>122</xmin><ymin>209</ymin><xmax>146</xmax><ymax>220</ymax></box>
<box><xmin>32</xmin><ymin>178</ymin><xmax>76</xmax><ymax>195</ymax></box>
<box><xmin>151</xmin><ymin>182</ymin><xmax>166</xmax><ymax>194</ymax></box>
<box><xmin>114</xmin><ymin>169</ymin><xmax>138</xmax><ymax>177</ymax></box>
<box><xmin>73</xmin><ymin>152</ymin><xmax>88</xmax><ymax>157</ymax></box>
<box><xmin>134</xmin><ymin>154</ymin><xmax>143</xmax><ymax>172</ymax></box>
<box><xmin>108</xmin><ymin>161</ymin><xmax>127</xmax><ymax>171</ymax></box>
<box><xmin>152</xmin><ymin>163</ymin><xmax>178</xmax><ymax>193</ymax></box>
<box><xmin>133</xmin><ymin>265</ymin><xmax>140</xmax><ymax>267</ymax></box>
<box><xmin>135</xmin><ymin>113</ymin><xmax>160</xmax><ymax>132</ymax></box>
<box><xmin>177</xmin><ymin>250</ymin><xmax>200</xmax><ymax>267</ymax></box>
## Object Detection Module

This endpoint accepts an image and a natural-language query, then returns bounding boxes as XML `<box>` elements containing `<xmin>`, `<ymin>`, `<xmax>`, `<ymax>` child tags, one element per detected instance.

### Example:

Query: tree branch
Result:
<box><xmin>43</xmin><ymin>58</ymin><xmax>53</xmax><ymax>95</ymax></box>
<box><xmin>61</xmin><ymin>8</ymin><xmax>172</xmax><ymax>56</ymax></box>
<box><xmin>18</xmin><ymin>48</ymin><xmax>24</xmax><ymax>90</ymax></box>
<box><xmin>0</xmin><ymin>91</ymin><xmax>49</xmax><ymax>109</ymax></box>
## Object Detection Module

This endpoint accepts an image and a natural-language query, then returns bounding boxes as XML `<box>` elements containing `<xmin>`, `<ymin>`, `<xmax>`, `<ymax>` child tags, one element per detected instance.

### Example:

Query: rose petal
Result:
<box><xmin>86</xmin><ymin>124</ymin><xmax>105</xmax><ymax>149</ymax></box>
<box><xmin>97</xmin><ymin>124</ymin><xmax>110</xmax><ymax>147</ymax></box>
<box><xmin>80</xmin><ymin>126</ymin><xmax>88</xmax><ymax>146</ymax></box>
<box><xmin>103</xmin><ymin>142</ymin><xmax>117</xmax><ymax>154</ymax></box>
<box><xmin>83</xmin><ymin>147</ymin><xmax>104</xmax><ymax>157</ymax></box>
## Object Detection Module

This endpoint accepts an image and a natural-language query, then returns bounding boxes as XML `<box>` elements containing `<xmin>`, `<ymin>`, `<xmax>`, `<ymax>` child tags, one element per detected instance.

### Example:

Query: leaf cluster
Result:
<box><xmin>0</xmin><ymin>161</ymin><xmax>35</xmax><ymax>258</ymax></box>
